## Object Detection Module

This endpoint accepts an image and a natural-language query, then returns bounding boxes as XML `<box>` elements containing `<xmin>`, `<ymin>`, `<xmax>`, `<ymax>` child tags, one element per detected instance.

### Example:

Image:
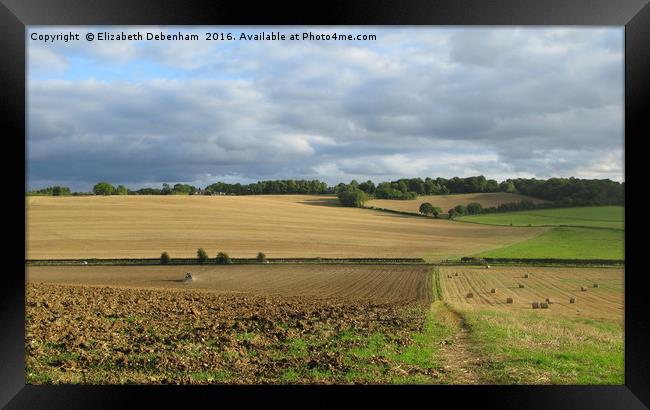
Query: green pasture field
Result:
<box><xmin>476</xmin><ymin>227</ymin><xmax>624</xmax><ymax>260</ymax></box>
<box><xmin>457</xmin><ymin>206</ymin><xmax>624</xmax><ymax>229</ymax></box>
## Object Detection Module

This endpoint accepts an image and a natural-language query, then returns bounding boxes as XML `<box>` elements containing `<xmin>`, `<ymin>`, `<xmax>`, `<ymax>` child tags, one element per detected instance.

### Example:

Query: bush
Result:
<box><xmin>160</xmin><ymin>252</ymin><xmax>170</xmax><ymax>265</ymax></box>
<box><xmin>257</xmin><ymin>252</ymin><xmax>267</xmax><ymax>263</ymax></box>
<box><xmin>466</xmin><ymin>202</ymin><xmax>483</xmax><ymax>215</ymax></box>
<box><xmin>216</xmin><ymin>252</ymin><xmax>232</xmax><ymax>265</ymax></box>
<box><xmin>92</xmin><ymin>181</ymin><xmax>115</xmax><ymax>196</ymax></box>
<box><xmin>337</xmin><ymin>188</ymin><xmax>369</xmax><ymax>207</ymax></box>
<box><xmin>197</xmin><ymin>248</ymin><xmax>208</xmax><ymax>264</ymax></box>
<box><xmin>419</xmin><ymin>202</ymin><xmax>434</xmax><ymax>216</ymax></box>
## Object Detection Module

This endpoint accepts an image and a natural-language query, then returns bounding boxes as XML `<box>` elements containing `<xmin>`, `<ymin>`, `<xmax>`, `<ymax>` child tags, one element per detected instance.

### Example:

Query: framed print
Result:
<box><xmin>2</xmin><ymin>0</ymin><xmax>649</xmax><ymax>408</ymax></box>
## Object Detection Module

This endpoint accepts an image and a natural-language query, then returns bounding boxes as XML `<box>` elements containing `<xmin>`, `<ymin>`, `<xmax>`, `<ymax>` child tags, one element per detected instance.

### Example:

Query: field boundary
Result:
<box><xmin>452</xmin><ymin>218</ymin><xmax>624</xmax><ymax>230</ymax></box>
<box><xmin>363</xmin><ymin>205</ymin><xmax>625</xmax><ymax>232</ymax></box>
<box><xmin>25</xmin><ymin>257</ymin><xmax>432</xmax><ymax>266</ymax></box>
<box><xmin>442</xmin><ymin>257</ymin><xmax>624</xmax><ymax>267</ymax></box>
<box><xmin>26</xmin><ymin>256</ymin><xmax>624</xmax><ymax>267</ymax></box>
<box><xmin>431</xmin><ymin>267</ymin><xmax>443</xmax><ymax>301</ymax></box>
<box><xmin>363</xmin><ymin>206</ymin><xmax>439</xmax><ymax>219</ymax></box>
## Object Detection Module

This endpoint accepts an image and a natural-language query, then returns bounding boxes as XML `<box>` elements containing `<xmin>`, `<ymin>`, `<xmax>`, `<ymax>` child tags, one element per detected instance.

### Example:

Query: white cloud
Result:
<box><xmin>27</xmin><ymin>27</ymin><xmax>624</xmax><ymax>191</ymax></box>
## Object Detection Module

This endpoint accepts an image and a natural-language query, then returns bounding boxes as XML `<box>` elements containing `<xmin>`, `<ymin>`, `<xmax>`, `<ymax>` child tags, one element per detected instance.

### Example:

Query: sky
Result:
<box><xmin>27</xmin><ymin>26</ymin><xmax>624</xmax><ymax>192</ymax></box>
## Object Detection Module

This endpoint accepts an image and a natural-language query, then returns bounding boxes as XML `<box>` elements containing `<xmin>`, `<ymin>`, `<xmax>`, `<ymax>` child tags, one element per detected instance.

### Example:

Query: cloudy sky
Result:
<box><xmin>27</xmin><ymin>26</ymin><xmax>624</xmax><ymax>192</ymax></box>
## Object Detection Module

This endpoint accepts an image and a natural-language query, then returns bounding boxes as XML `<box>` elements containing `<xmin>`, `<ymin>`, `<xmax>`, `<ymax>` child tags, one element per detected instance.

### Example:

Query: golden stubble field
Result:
<box><xmin>25</xmin><ymin>195</ymin><xmax>544</xmax><ymax>260</ymax></box>
<box><xmin>367</xmin><ymin>192</ymin><xmax>546</xmax><ymax>214</ymax></box>
<box><xmin>438</xmin><ymin>265</ymin><xmax>624</xmax><ymax>322</ymax></box>
<box><xmin>26</xmin><ymin>264</ymin><xmax>433</xmax><ymax>303</ymax></box>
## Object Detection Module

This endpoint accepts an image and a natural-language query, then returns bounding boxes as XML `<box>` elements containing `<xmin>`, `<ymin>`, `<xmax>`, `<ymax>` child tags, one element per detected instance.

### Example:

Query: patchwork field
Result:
<box><xmin>25</xmin><ymin>264</ymin><xmax>624</xmax><ymax>385</ymax></box>
<box><xmin>25</xmin><ymin>195</ymin><xmax>543</xmax><ymax>260</ymax></box>
<box><xmin>367</xmin><ymin>192</ymin><xmax>546</xmax><ymax>215</ymax></box>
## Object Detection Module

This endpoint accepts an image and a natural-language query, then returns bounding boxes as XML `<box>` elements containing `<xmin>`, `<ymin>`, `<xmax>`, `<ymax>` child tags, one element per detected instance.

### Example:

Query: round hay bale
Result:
<box><xmin>466</xmin><ymin>292</ymin><xmax>473</xmax><ymax>298</ymax></box>
<box><xmin>518</xmin><ymin>283</ymin><xmax>525</xmax><ymax>288</ymax></box>
<box><xmin>524</xmin><ymin>273</ymin><xmax>529</xmax><ymax>278</ymax></box>
<box><xmin>490</xmin><ymin>288</ymin><xmax>496</xmax><ymax>293</ymax></box>
<box><xmin>581</xmin><ymin>286</ymin><xmax>587</xmax><ymax>292</ymax></box>
<box><xmin>540</xmin><ymin>302</ymin><xmax>549</xmax><ymax>309</ymax></box>
<box><xmin>532</xmin><ymin>301</ymin><xmax>540</xmax><ymax>309</ymax></box>
<box><xmin>486</xmin><ymin>265</ymin><xmax>491</xmax><ymax>269</ymax></box>
<box><xmin>447</xmin><ymin>275</ymin><xmax>452</xmax><ymax>279</ymax></box>
<box><xmin>184</xmin><ymin>272</ymin><xmax>194</xmax><ymax>282</ymax></box>
<box><xmin>593</xmin><ymin>283</ymin><xmax>599</xmax><ymax>288</ymax></box>
<box><xmin>569</xmin><ymin>297</ymin><xmax>576</xmax><ymax>303</ymax></box>
<box><xmin>545</xmin><ymin>298</ymin><xmax>553</xmax><ymax>304</ymax></box>
<box><xmin>454</xmin><ymin>273</ymin><xmax>459</xmax><ymax>277</ymax></box>
<box><xmin>506</xmin><ymin>297</ymin><xmax>513</xmax><ymax>304</ymax></box>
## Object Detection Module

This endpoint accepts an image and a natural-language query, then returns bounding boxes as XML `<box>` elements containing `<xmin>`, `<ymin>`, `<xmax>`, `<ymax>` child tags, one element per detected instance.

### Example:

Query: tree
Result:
<box><xmin>197</xmin><ymin>248</ymin><xmax>208</xmax><ymax>264</ymax></box>
<box><xmin>500</xmin><ymin>180</ymin><xmax>516</xmax><ymax>193</ymax></box>
<box><xmin>160</xmin><ymin>252</ymin><xmax>170</xmax><ymax>265</ymax></box>
<box><xmin>453</xmin><ymin>204</ymin><xmax>466</xmax><ymax>216</ymax></box>
<box><xmin>419</xmin><ymin>202</ymin><xmax>434</xmax><ymax>216</ymax></box>
<box><xmin>466</xmin><ymin>202</ymin><xmax>483</xmax><ymax>215</ymax></box>
<box><xmin>358</xmin><ymin>180</ymin><xmax>376</xmax><ymax>195</ymax></box>
<box><xmin>337</xmin><ymin>188</ymin><xmax>368</xmax><ymax>207</ymax></box>
<box><xmin>161</xmin><ymin>183</ymin><xmax>172</xmax><ymax>195</ymax></box>
<box><xmin>216</xmin><ymin>252</ymin><xmax>232</xmax><ymax>265</ymax></box>
<box><xmin>257</xmin><ymin>252</ymin><xmax>267</xmax><ymax>263</ymax></box>
<box><xmin>448</xmin><ymin>208</ymin><xmax>457</xmax><ymax>219</ymax></box>
<box><xmin>51</xmin><ymin>186</ymin><xmax>71</xmax><ymax>196</ymax></box>
<box><xmin>93</xmin><ymin>181</ymin><xmax>115</xmax><ymax>196</ymax></box>
<box><xmin>115</xmin><ymin>185</ymin><xmax>129</xmax><ymax>195</ymax></box>
<box><xmin>430</xmin><ymin>206</ymin><xmax>443</xmax><ymax>218</ymax></box>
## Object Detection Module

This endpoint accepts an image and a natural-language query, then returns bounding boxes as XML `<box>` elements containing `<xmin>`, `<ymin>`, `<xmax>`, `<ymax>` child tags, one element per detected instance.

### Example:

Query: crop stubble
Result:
<box><xmin>439</xmin><ymin>266</ymin><xmax>623</xmax><ymax>321</ymax></box>
<box><xmin>26</xmin><ymin>195</ymin><xmax>543</xmax><ymax>260</ymax></box>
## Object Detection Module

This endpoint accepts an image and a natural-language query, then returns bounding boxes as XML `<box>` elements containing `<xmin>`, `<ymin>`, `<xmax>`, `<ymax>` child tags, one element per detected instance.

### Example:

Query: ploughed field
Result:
<box><xmin>367</xmin><ymin>192</ymin><xmax>546</xmax><ymax>215</ymax></box>
<box><xmin>25</xmin><ymin>264</ymin><xmax>625</xmax><ymax>384</ymax></box>
<box><xmin>26</xmin><ymin>265</ymin><xmax>440</xmax><ymax>384</ymax></box>
<box><xmin>25</xmin><ymin>195</ymin><xmax>543</xmax><ymax>260</ymax></box>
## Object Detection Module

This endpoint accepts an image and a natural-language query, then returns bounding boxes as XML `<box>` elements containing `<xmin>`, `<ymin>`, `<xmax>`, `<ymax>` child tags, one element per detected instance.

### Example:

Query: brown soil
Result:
<box><xmin>26</xmin><ymin>283</ymin><xmax>431</xmax><ymax>384</ymax></box>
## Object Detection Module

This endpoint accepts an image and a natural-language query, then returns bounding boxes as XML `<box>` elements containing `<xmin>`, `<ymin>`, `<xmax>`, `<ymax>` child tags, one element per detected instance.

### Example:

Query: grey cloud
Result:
<box><xmin>27</xmin><ymin>27</ymin><xmax>624</xmax><ymax>191</ymax></box>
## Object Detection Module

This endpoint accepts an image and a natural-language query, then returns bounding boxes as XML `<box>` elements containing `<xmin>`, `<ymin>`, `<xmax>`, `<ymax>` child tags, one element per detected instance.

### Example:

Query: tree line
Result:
<box><xmin>27</xmin><ymin>176</ymin><xmax>624</xmax><ymax>208</ymax></box>
<box><xmin>336</xmin><ymin>176</ymin><xmax>623</xmax><ymax>208</ymax></box>
<box><xmin>204</xmin><ymin>180</ymin><xmax>329</xmax><ymax>195</ymax></box>
<box><xmin>160</xmin><ymin>249</ymin><xmax>267</xmax><ymax>265</ymax></box>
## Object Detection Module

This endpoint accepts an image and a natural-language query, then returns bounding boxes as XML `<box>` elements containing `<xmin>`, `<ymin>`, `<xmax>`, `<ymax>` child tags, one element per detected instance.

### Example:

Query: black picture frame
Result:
<box><xmin>2</xmin><ymin>0</ymin><xmax>648</xmax><ymax>408</ymax></box>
